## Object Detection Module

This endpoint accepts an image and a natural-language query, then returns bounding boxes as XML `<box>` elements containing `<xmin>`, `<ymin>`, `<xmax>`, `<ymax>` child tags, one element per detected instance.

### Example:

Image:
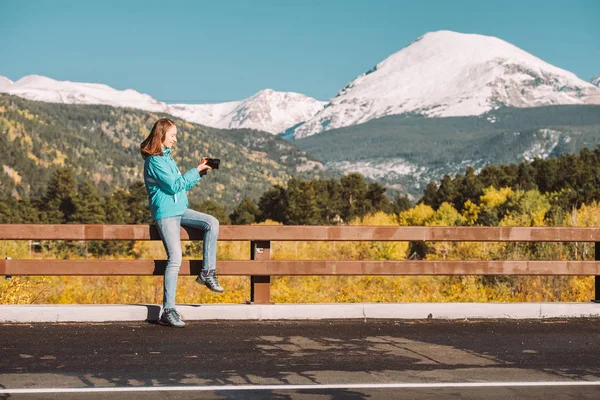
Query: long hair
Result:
<box><xmin>140</xmin><ymin>118</ymin><xmax>175</xmax><ymax>157</ymax></box>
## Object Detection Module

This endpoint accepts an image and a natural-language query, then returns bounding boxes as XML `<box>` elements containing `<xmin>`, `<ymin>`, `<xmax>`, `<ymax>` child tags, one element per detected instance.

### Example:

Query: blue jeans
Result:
<box><xmin>155</xmin><ymin>208</ymin><xmax>220</xmax><ymax>309</ymax></box>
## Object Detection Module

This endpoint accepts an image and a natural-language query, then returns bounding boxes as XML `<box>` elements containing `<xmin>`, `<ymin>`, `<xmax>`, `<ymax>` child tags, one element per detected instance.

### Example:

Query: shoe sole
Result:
<box><xmin>196</xmin><ymin>277</ymin><xmax>224</xmax><ymax>293</ymax></box>
<box><xmin>158</xmin><ymin>320</ymin><xmax>185</xmax><ymax>328</ymax></box>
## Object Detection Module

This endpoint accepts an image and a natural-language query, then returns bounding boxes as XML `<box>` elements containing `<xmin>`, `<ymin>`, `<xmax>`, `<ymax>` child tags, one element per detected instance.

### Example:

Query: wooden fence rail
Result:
<box><xmin>1</xmin><ymin>224</ymin><xmax>599</xmax><ymax>304</ymax></box>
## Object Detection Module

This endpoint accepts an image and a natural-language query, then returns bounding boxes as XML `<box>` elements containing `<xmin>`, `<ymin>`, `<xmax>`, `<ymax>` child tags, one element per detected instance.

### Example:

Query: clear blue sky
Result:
<box><xmin>1</xmin><ymin>0</ymin><xmax>598</xmax><ymax>103</ymax></box>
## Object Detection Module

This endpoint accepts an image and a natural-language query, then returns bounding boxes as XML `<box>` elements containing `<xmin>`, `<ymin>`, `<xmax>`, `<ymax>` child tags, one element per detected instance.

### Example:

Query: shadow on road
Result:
<box><xmin>0</xmin><ymin>319</ymin><xmax>599</xmax><ymax>399</ymax></box>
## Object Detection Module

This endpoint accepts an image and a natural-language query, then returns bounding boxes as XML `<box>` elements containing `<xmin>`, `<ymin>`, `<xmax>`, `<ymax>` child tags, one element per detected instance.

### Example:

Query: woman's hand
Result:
<box><xmin>197</xmin><ymin>158</ymin><xmax>212</xmax><ymax>174</ymax></box>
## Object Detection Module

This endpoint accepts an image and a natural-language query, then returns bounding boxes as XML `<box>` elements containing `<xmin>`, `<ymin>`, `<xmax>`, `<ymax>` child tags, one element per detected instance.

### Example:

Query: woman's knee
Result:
<box><xmin>202</xmin><ymin>214</ymin><xmax>219</xmax><ymax>231</ymax></box>
<box><xmin>209</xmin><ymin>215</ymin><xmax>220</xmax><ymax>231</ymax></box>
<box><xmin>167</xmin><ymin>253</ymin><xmax>183</xmax><ymax>268</ymax></box>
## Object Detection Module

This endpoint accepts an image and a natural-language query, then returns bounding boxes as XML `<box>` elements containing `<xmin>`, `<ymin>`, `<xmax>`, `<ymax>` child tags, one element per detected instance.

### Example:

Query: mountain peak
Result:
<box><xmin>165</xmin><ymin>88</ymin><xmax>325</xmax><ymax>134</ymax></box>
<box><xmin>420</xmin><ymin>30</ymin><xmax>507</xmax><ymax>41</ymax></box>
<box><xmin>291</xmin><ymin>31</ymin><xmax>599</xmax><ymax>139</ymax></box>
<box><xmin>249</xmin><ymin>88</ymin><xmax>283</xmax><ymax>101</ymax></box>
<box><xmin>217</xmin><ymin>89</ymin><xmax>326</xmax><ymax>133</ymax></box>
<box><xmin>14</xmin><ymin>74</ymin><xmax>58</xmax><ymax>86</ymax></box>
<box><xmin>2</xmin><ymin>31</ymin><xmax>597</xmax><ymax>137</ymax></box>
<box><xmin>0</xmin><ymin>76</ymin><xmax>13</xmax><ymax>90</ymax></box>
<box><xmin>0</xmin><ymin>74</ymin><xmax>325</xmax><ymax>134</ymax></box>
<box><xmin>2</xmin><ymin>74</ymin><xmax>167</xmax><ymax>112</ymax></box>
<box><xmin>417</xmin><ymin>30</ymin><xmax>501</xmax><ymax>44</ymax></box>
<box><xmin>255</xmin><ymin>88</ymin><xmax>275</xmax><ymax>95</ymax></box>
<box><xmin>369</xmin><ymin>30</ymin><xmax>582</xmax><ymax>87</ymax></box>
<box><xmin>249</xmin><ymin>88</ymin><xmax>318</xmax><ymax>102</ymax></box>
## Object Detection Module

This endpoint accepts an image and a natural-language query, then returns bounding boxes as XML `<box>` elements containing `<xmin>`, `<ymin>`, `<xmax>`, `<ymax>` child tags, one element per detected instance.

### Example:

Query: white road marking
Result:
<box><xmin>2</xmin><ymin>381</ymin><xmax>600</xmax><ymax>394</ymax></box>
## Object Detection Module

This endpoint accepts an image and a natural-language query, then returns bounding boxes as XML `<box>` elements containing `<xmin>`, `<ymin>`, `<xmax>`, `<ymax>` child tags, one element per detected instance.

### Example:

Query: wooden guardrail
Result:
<box><xmin>1</xmin><ymin>224</ymin><xmax>600</xmax><ymax>304</ymax></box>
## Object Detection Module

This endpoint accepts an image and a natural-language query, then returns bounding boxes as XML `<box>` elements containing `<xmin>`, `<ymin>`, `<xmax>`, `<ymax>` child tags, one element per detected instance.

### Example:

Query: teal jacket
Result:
<box><xmin>143</xmin><ymin>147</ymin><xmax>201</xmax><ymax>221</ymax></box>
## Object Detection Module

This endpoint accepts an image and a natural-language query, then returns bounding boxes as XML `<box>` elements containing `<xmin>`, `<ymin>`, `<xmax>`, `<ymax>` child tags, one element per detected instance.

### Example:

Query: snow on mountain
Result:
<box><xmin>0</xmin><ymin>75</ymin><xmax>325</xmax><ymax>134</ymax></box>
<box><xmin>1</xmin><ymin>31</ymin><xmax>597</xmax><ymax>137</ymax></box>
<box><xmin>2</xmin><ymin>75</ymin><xmax>168</xmax><ymax>112</ymax></box>
<box><xmin>169</xmin><ymin>89</ymin><xmax>326</xmax><ymax>134</ymax></box>
<box><xmin>592</xmin><ymin>75</ymin><xmax>600</xmax><ymax>87</ymax></box>
<box><xmin>521</xmin><ymin>129</ymin><xmax>567</xmax><ymax>162</ymax></box>
<box><xmin>0</xmin><ymin>76</ymin><xmax>13</xmax><ymax>90</ymax></box>
<box><xmin>291</xmin><ymin>30</ymin><xmax>600</xmax><ymax>139</ymax></box>
<box><xmin>167</xmin><ymin>101</ymin><xmax>242</xmax><ymax>129</ymax></box>
<box><xmin>326</xmin><ymin>158</ymin><xmax>424</xmax><ymax>180</ymax></box>
<box><xmin>224</xmin><ymin>89</ymin><xmax>326</xmax><ymax>134</ymax></box>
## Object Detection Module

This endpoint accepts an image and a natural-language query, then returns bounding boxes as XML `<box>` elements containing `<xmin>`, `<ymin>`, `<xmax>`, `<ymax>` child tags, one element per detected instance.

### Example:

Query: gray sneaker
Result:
<box><xmin>196</xmin><ymin>270</ymin><xmax>224</xmax><ymax>293</ymax></box>
<box><xmin>159</xmin><ymin>308</ymin><xmax>185</xmax><ymax>328</ymax></box>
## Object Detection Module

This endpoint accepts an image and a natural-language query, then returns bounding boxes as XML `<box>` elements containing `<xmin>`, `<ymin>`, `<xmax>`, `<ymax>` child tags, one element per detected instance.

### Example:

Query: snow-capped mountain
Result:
<box><xmin>0</xmin><ymin>75</ymin><xmax>325</xmax><ymax>134</ymax></box>
<box><xmin>1</xmin><ymin>75</ymin><xmax>168</xmax><ymax>112</ymax></box>
<box><xmin>168</xmin><ymin>101</ymin><xmax>241</xmax><ymax>129</ymax></box>
<box><xmin>2</xmin><ymin>30</ymin><xmax>597</xmax><ymax>138</ymax></box>
<box><xmin>290</xmin><ymin>30</ymin><xmax>600</xmax><ymax>139</ymax></box>
<box><xmin>0</xmin><ymin>76</ymin><xmax>13</xmax><ymax>90</ymax></box>
<box><xmin>170</xmin><ymin>89</ymin><xmax>326</xmax><ymax>134</ymax></box>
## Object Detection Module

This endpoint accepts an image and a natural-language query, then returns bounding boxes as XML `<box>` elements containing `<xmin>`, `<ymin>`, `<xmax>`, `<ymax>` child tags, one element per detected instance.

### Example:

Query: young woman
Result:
<box><xmin>140</xmin><ymin>118</ymin><xmax>223</xmax><ymax>328</ymax></box>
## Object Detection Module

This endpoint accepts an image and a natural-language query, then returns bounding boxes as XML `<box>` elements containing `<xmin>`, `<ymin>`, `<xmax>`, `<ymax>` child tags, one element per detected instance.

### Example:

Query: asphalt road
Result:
<box><xmin>1</xmin><ymin>319</ymin><xmax>599</xmax><ymax>399</ymax></box>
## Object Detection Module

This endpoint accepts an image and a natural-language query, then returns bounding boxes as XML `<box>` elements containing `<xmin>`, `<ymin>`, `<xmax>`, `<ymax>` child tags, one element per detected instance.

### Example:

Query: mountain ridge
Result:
<box><xmin>294</xmin><ymin>104</ymin><xmax>600</xmax><ymax>198</ymax></box>
<box><xmin>289</xmin><ymin>30</ymin><xmax>600</xmax><ymax>138</ymax></box>
<box><xmin>0</xmin><ymin>93</ymin><xmax>325</xmax><ymax>209</ymax></box>
<box><xmin>3</xmin><ymin>31</ymin><xmax>598</xmax><ymax>139</ymax></box>
<box><xmin>0</xmin><ymin>75</ymin><xmax>326</xmax><ymax>134</ymax></box>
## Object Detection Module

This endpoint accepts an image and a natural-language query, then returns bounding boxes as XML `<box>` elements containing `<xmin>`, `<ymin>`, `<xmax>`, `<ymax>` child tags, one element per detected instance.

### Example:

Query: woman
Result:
<box><xmin>140</xmin><ymin>118</ymin><xmax>223</xmax><ymax>328</ymax></box>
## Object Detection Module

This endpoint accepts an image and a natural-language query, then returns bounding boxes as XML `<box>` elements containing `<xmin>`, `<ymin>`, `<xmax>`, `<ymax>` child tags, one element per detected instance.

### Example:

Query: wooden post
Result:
<box><xmin>249</xmin><ymin>240</ymin><xmax>272</xmax><ymax>304</ymax></box>
<box><xmin>5</xmin><ymin>257</ymin><xmax>11</xmax><ymax>280</ymax></box>
<box><xmin>595</xmin><ymin>242</ymin><xmax>600</xmax><ymax>303</ymax></box>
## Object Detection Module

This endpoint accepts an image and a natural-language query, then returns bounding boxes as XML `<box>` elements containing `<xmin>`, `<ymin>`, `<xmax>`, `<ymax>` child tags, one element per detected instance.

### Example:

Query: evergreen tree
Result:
<box><xmin>435</xmin><ymin>174</ymin><xmax>459</xmax><ymax>209</ymax></box>
<box><xmin>420</xmin><ymin>181</ymin><xmax>439</xmax><ymax>207</ymax></box>
<box><xmin>340</xmin><ymin>173</ymin><xmax>369</xmax><ymax>221</ymax></box>
<box><xmin>312</xmin><ymin>178</ymin><xmax>343</xmax><ymax>224</ymax></box>
<box><xmin>455</xmin><ymin>167</ymin><xmax>484</xmax><ymax>211</ymax></box>
<box><xmin>366</xmin><ymin>182</ymin><xmax>392</xmax><ymax>214</ymax></box>
<box><xmin>477</xmin><ymin>165</ymin><xmax>501</xmax><ymax>191</ymax></box>
<box><xmin>476</xmin><ymin>208</ymin><xmax>500</xmax><ymax>226</ymax></box>
<box><xmin>516</xmin><ymin>163</ymin><xmax>537</xmax><ymax>192</ymax></box>
<box><xmin>258</xmin><ymin>185</ymin><xmax>287</xmax><ymax>223</ymax></box>
<box><xmin>104</xmin><ymin>189</ymin><xmax>128</xmax><ymax>224</ymax></box>
<box><xmin>41</xmin><ymin>167</ymin><xmax>77</xmax><ymax>223</ymax></box>
<box><xmin>126</xmin><ymin>181</ymin><xmax>151</xmax><ymax>224</ymax></box>
<box><xmin>69</xmin><ymin>180</ymin><xmax>107</xmax><ymax>258</ymax></box>
<box><xmin>0</xmin><ymin>199</ymin><xmax>12</xmax><ymax>223</ymax></box>
<box><xmin>531</xmin><ymin>157</ymin><xmax>558</xmax><ymax>194</ymax></box>
<box><xmin>0</xmin><ymin>197</ymin><xmax>41</xmax><ymax>223</ymax></box>
<box><xmin>391</xmin><ymin>194</ymin><xmax>412</xmax><ymax>214</ymax></box>
<box><xmin>230</xmin><ymin>197</ymin><xmax>261</xmax><ymax>225</ymax></box>
<box><xmin>285</xmin><ymin>178</ymin><xmax>319</xmax><ymax>225</ymax></box>
<box><xmin>71</xmin><ymin>181</ymin><xmax>106</xmax><ymax>224</ymax></box>
<box><xmin>92</xmin><ymin>189</ymin><xmax>133</xmax><ymax>258</ymax></box>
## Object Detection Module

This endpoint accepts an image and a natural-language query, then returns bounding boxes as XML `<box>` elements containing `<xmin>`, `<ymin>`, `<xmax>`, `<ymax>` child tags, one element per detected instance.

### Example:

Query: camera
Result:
<box><xmin>206</xmin><ymin>158</ymin><xmax>220</xmax><ymax>170</ymax></box>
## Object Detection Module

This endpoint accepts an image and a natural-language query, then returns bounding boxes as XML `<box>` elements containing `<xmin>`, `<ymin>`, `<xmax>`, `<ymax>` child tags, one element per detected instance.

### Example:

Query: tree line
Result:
<box><xmin>0</xmin><ymin>167</ymin><xmax>410</xmax><ymax>226</ymax></box>
<box><xmin>420</xmin><ymin>145</ymin><xmax>600</xmax><ymax>225</ymax></box>
<box><xmin>3</xmin><ymin>144</ymin><xmax>600</xmax><ymax>233</ymax></box>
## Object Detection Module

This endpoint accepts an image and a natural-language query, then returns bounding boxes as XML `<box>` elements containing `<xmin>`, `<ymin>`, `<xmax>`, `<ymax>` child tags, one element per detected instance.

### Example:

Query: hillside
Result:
<box><xmin>295</xmin><ymin>105</ymin><xmax>600</xmax><ymax>197</ymax></box>
<box><xmin>0</xmin><ymin>94</ymin><xmax>325</xmax><ymax>209</ymax></box>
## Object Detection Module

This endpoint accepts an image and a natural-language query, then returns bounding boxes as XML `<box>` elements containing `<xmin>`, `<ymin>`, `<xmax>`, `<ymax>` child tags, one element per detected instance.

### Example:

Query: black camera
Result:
<box><xmin>206</xmin><ymin>158</ymin><xmax>220</xmax><ymax>170</ymax></box>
